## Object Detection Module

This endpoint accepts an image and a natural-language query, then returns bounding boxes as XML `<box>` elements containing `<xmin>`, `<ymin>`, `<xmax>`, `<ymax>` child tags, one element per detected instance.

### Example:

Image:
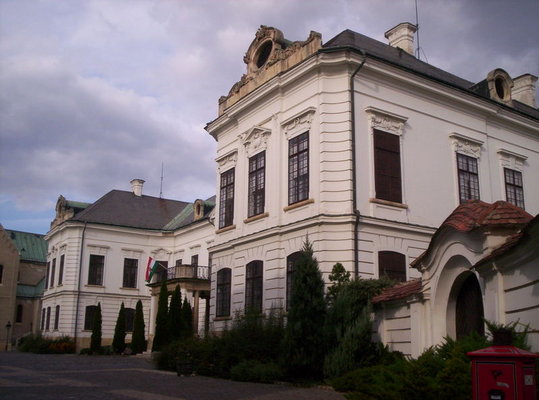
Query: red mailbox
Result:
<box><xmin>468</xmin><ymin>345</ymin><xmax>538</xmax><ymax>400</ymax></box>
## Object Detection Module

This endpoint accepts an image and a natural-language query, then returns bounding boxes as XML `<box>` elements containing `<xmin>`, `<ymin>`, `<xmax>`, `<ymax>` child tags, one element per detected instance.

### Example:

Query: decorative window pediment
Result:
<box><xmin>282</xmin><ymin>107</ymin><xmax>316</xmax><ymax>138</ymax></box>
<box><xmin>450</xmin><ymin>133</ymin><xmax>484</xmax><ymax>159</ymax></box>
<box><xmin>497</xmin><ymin>148</ymin><xmax>527</xmax><ymax>171</ymax></box>
<box><xmin>365</xmin><ymin>107</ymin><xmax>407</xmax><ymax>135</ymax></box>
<box><xmin>240</xmin><ymin>126</ymin><xmax>271</xmax><ymax>157</ymax></box>
<box><xmin>216</xmin><ymin>149</ymin><xmax>238</xmax><ymax>173</ymax></box>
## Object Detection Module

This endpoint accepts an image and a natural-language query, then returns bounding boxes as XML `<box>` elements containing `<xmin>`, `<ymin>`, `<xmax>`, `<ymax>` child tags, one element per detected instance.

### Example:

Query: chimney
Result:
<box><xmin>384</xmin><ymin>22</ymin><xmax>417</xmax><ymax>56</ymax></box>
<box><xmin>130</xmin><ymin>179</ymin><xmax>145</xmax><ymax>197</ymax></box>
<box><xmin>511</xmin><ymin>74</ymin><xmax>537</xmax><ymax>108</ymax></box>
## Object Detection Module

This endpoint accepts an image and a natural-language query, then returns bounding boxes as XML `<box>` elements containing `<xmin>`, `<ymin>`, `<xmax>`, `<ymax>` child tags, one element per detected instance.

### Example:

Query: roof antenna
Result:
<box><xmin>159</xmin><ymin>162</ymin><xmax>164</xmax><ymax>198</ymax></box>
<box><xmin>415</xmin><ymin>0</ymin><xmax>421</xmax><ymax>60</ymax></box>
<box><xmin>414</xmin><ymin>0</ymin><xmax>428</xmax><ymax>62</ymax></box>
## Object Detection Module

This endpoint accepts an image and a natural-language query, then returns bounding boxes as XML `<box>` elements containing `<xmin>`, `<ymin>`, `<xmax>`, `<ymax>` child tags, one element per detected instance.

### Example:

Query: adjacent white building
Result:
<box><xmin>42</xmin><ymin>180</ymin><xmax>214</xmax><ymax>350</ymax></box>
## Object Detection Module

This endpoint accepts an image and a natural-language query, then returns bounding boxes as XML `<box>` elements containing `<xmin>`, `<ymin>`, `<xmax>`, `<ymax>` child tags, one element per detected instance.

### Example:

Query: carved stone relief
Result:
<box><xmin>240</xmin><ymin>126</ymin><xmax>271</xmax><ymax>157</ymax></box>
<box><xmin>497</xmin><ymin>149</ymin><xmax>527</xmax><ymax>171</ymax></box>
<box><xmin>216</xmin><ymin>150</ymin><xmax>238</xmax><ymax>173</ymax></box>
<box><xmin>365</xmin><ymin>107</ymin><xmax>407</xmax><ymax>135</ymax></box>
<box><xmin>282</xmin><ymin>107</ymin><xmax>316</xmax><ymax>138</ymax></box>
<box><xmin>450</xmin><ymin>133</ymin><xmax>483</xmax><ymax>159</ymax></box>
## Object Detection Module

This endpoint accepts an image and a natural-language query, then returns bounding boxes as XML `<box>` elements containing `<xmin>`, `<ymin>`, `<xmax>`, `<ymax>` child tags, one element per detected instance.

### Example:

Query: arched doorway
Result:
<box><xmin>455</xmin><ymin>274</ymin><xmax>484</xmax><ymax>339</ymax></box>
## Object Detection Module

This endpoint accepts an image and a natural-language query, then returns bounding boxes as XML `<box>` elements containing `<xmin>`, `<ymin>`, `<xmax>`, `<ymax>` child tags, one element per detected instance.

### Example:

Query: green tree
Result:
<box><xmin>152</xmin><ymin>280</ymin><xmax>170</xmax><ymax>351</ymax></box>
<box><xmin>282</xmin><ymin>239</ymin><xmax>326</xmax><ymax>379</ymax></box>
<box><xmin>181</xmin><ymin>297</ymin><xmax>193</xmax><ymax>338</ymax></box>
<box><xmin>112</xmin><ymin>302</ymin><xmax>127</xmax><ymax>353</ymax></box>
<box><xmin>168</xmin><ymin>285</ymin><xmax>183</xmax><ymax>340</ymax></box>
<box><xmin>326</xmin><ymin>262</ymin><xmax>351</xmax><ymax>305</ymax></box>
<box><xmin>131</xmin><ymin>300</ymin><xmax>146</xmax><ymax>353</ymax></box>
<box><xmin>90</xmin><ymin>303</ymin><xmax>102</xmax><ymax>354</ymax></box>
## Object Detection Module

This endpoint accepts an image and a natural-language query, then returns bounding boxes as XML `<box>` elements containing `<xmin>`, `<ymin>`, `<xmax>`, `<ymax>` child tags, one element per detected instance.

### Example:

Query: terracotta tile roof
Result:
<box><xmin>371</xmin><ymin>279</ymin><xmax>422</xmax><ymax>304</ymax></box>
<box><xmin>440</xmin><ymin>200</ymin><xmax>533</xmax><ymax>232</ymax></box>
<box><xmin>411</xmin><ymin>200</ymin><xmax>533</xmax><ymax>268</ymax></box>
<box><xmin>475</xmin><ymin>214</ymin><xmax>539</xmax><ymax>267</ymax></box>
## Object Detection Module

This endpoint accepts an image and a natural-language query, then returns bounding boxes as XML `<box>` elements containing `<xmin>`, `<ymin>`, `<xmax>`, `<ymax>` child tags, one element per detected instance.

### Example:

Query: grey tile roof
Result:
<box><xmin>71</xmin><ymin>190</ymin><xmax>189</xmax><ymax>230</ymax></box>
<box><xmin>323</xmin><ymin>29</ymin><xmax>539</xmax><ymax>120</ymax></box>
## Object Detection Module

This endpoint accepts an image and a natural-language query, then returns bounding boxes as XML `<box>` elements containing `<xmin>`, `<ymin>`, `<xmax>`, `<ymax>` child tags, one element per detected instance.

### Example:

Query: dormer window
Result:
<box><xmin>486</xmin><ymin>69</ymin><xmax>513</xmax><ymax>104</ymax></box>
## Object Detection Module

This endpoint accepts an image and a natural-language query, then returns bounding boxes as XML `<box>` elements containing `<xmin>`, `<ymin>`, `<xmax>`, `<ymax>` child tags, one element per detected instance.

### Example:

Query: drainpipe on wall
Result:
<box><xmin>350</xmin><ymin>49</ymin><xmax>366</xmax><ymax>278</ymax></box>
<box><xmin>73</xmin><ymin>221</ymin><xmax>87</xmax><ymax>348</ymax></box>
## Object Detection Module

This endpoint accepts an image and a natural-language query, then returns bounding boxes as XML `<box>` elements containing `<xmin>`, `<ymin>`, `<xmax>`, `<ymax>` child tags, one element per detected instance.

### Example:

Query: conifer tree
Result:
<box><xmin>168</xmin><ymin>285</ymin><xmax>183</xmax><ymax>340</ymax></box>
<box><xmin>282</xmin><ymin>239</ymin><xmax>326</xmax><ymax>379</ymax></box>
<box><xmin>181</xmin><ymin>297</ymin><xmax>193</xmax><ymax>338</ymax></box>
<box><xmin>131</xmin><ymin>300</ymin><xmax>146</xmax><ymax>353</ymax></box>
<box><xmin>152</xmin><ymin>280</ymin><xmax>170</xmax><ymax>351</ymax></box>
<box><xmin>112</xmin><ymin>302</ymin><xmax>126</xmax><ymax>354</ymax></box>
<box><xmin>90</xmin><ymin>302</ymin><xmax>102</xmax><ymax>354</ymax></box>
<box><xmin>326</xmin><ymin>262</ymin><xmax>351</xmax><ymax>305</ymax></box>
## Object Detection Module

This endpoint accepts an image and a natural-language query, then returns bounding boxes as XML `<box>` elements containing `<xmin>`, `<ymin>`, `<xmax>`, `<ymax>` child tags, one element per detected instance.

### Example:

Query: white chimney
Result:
<box><xmin>384</xmin><ymin>22</ymin><xmax>417</xmax><ymax>56</ymax></box>
<box><xmin>130</xmin><ymin>179</ymin><xmax>145</xmax><ymax>197</ymax></box>
<box><xmin>511</xmin><ymin>74</ymin><xmax>537</xmax><ymax>108</ymax></box>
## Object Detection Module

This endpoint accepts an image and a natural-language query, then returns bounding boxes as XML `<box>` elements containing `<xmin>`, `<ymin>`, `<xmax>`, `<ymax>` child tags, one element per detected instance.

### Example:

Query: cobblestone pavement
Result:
<box><xmin>0</xmin><ymin>352</ymin><xmax>345</xmax><ymax>400</ymax></box>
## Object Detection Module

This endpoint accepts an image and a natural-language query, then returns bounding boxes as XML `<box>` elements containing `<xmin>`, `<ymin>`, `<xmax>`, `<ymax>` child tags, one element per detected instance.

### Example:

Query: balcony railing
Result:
<box><xmin>155</xmin><ymin>264</ymin><xmax>210</xmax><ymax>283</ymax></box>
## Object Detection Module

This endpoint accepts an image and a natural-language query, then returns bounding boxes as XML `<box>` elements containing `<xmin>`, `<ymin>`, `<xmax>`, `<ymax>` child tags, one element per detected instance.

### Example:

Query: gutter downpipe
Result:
<box><xmin>350</xmin><ymin>49</ymin><xmax>366</xmax><ymax>278</ymax></box>
<box><xmin>73</xmin><ymin>221</ymin><xmax>87</xmax><ymax>348</ymax></box>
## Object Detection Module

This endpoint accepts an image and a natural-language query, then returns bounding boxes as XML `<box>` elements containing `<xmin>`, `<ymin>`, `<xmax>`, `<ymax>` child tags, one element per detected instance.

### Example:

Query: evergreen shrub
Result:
<box><xmin>230</xmin><ymin>360</ymin><xmax>284</xmax><ymax>383</ymax></box>
<box><xmin>131</xmin><ymin>299</ymin><xmax>146</xmax><ymax>353</ymax></box>
<box><xmin>112</xmin><ymin>302</ymin><xmax>126</xmax><ymax>354</ymax></box>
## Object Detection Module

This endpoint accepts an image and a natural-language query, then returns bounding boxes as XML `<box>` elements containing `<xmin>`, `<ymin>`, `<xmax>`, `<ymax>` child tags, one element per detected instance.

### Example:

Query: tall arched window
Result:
<box><xmin>216</xmin><ymin>268</ymin><xmax>232</xmax><ymax>317</ymax></box>
<box><xmin>378</xmin><ymin>251</ymin><xmax>406</xmax><ymax>282</ymax></box>
<box><xmin>54</xmin><ymin>305</ymin><xmax>60</xmax><ymax>330</ymax></box>
<box><xmin>245</xmin><ymin>261</ymin><xmax>263</xmax><ymax>313</ymax></box>
<box><xmin>286</xmin><ymin>252</ymin><xmax>302</xmax><ymax>310</ymax></box>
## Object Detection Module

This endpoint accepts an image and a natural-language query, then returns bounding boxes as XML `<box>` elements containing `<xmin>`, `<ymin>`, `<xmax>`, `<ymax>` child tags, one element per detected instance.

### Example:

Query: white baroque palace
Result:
<box><xmin>42</xmin><ymin>23</ymin><xmax>539</xmax><ymax>353</ymax></box>
<box><xmin>205</xmin><ymin>24</ymin><xmax>539</xmax><ymax>349</ymax></box>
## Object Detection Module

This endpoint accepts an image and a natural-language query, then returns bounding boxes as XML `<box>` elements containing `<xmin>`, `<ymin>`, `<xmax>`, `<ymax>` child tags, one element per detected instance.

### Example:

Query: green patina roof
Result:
<box><xmin>6</xmin><ymin>230</ymin><xmax>47</xmax><ymax>263</ymax></box>
<box><xmin>66</xmin><ymin>200</ymin><xmax>91</xmax><ymax>210</ymax></box>
<box><xmin>17</xmin><ymin>278</ymin><xmax>45</xmax><ymax>298</ymax></box>
<box><xmin>163</xmin><ymin>196</ymin><xmax>215</xmax><ymax>231</ymax></box>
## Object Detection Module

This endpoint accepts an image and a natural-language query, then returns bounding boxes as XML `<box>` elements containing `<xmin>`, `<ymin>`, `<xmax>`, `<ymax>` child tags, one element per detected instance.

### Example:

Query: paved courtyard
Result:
<box><xmin>0</xmin><ymin>352</ymin><xmax>344</xmax><ymax>400</ymax></box>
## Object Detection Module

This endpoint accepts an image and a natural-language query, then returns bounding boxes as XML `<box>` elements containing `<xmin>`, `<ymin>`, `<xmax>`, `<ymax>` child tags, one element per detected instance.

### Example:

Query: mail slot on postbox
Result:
<box><xmin>467</xmin><ymin>345</ymin><xmax>538</xmax><ymax>400</ymax></box>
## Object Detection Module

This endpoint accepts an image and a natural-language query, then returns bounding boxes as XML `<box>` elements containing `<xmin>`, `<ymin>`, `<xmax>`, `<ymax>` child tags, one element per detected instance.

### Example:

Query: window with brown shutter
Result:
<box><xmin>245</xmin><ymin>260</ymin><xmax>263</xmax><ymax>313</ymax></box>
<box><xmin>216</xmin><ymin>268</ymin><xmax>231</xmax><ymax>317</ymax></box>
<box><xmin>374</xmin><ymin>130</ymin><xmax>402</xmax><ymax>203</ymax></box>
<box><xmin>286</xmin><ymin>252</ymin><xmax>302</xmax><ymax>310</ymax></box>
<box><xmin>378</xmin><ymin>251</ymin><xmax>406</xmax><ymax>282</ymax></box>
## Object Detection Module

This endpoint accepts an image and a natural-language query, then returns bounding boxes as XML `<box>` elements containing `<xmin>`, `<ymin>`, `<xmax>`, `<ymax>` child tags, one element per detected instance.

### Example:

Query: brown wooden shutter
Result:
<box><xmin>374</xmin><ymin>130</ymin><xmax>402</xmax><ymax>203</ymax></box>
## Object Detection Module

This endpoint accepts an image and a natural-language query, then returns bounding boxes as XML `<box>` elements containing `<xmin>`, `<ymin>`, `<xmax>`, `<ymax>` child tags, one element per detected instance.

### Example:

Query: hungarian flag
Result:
<box><xmin>145</xmin><ymin>257</ymin><xmax>159</xmax><ymax>282</ymax></box>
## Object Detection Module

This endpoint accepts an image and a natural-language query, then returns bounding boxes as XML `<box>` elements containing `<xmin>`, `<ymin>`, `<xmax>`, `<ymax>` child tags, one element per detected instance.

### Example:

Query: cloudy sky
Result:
<box><xmin>1</xmin><ymin>0</ymin><xmax>538</xmax><ymax>235</ymax></box>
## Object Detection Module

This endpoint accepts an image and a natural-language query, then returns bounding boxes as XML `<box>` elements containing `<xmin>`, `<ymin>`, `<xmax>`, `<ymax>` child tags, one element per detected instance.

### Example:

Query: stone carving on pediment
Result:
<box><xmin>497</xmin><ymin>149</ymin><xmax>527</xmax><ymax>171</ymax></box>
<box><xmin>240</xmin><ymin>126</ymin><xmax>271</xmax><ymax>157</ymax></box>
<box><xmin>450</xmin><ymin>133</ymin><xmax>483</xmax><ymax>159</ymax></box>
<box><xmin>365</xmin><ymin>107</ymin><xmax>407</xmax><ymax>135</ymax></box>
<box><xmin>282</xmin><ymin>107</ymin><xmax>316</xmax><ymax>137</ymax></box>
<box><xmin>216</xmin><ymin>150</ymin><xmax>238</xmax><ymax>173</ymax></box>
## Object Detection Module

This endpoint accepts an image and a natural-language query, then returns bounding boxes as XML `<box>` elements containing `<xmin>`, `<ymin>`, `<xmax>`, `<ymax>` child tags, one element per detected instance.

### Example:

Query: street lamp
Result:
<box><xmin>5</xmin><ymin>321</ymin><xmax>12</xmax><ymax>351</ymax></box>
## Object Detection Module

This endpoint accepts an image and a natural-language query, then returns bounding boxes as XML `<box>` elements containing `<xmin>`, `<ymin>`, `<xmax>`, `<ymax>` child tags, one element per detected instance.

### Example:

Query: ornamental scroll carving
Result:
<box><xmin>216</xmin><ymin>150</ymin><xmax>238</xmax><ymax>173</ymax></box>
<box><xmin>450</xmin><ymin>133</ymin><xmax>483</xmax><ymax>159</ymax></box>
<box><xmin>497</xmin><ymin>149</ymin><xmax>527</xmax><ymax>171</ymax></box>
<box><xmin>365</xmin><ymin>107</ymin><xmax>407</xmax><ymax>135</ymax></box>
<box><xmin>282</xmin><ymin>107</ymin><xmax>316</xmax><ymax>138</ymax></box>
<box><xmin>240</xmin><ymin>126</ymin><xmax>271</xmax><ymax>157</ymax></box>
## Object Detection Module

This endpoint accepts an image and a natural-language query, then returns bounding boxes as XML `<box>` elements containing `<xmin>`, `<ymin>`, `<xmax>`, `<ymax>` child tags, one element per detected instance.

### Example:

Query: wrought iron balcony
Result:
<box><xmin>154</xmin><ymin>264</ymin><xmax>210</xmax><ymax>283</ymax></box>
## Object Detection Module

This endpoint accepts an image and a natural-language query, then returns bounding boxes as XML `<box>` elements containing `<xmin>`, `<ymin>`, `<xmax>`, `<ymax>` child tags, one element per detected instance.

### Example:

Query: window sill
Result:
<box><xmin>85</xmin><ymin>284</ymin><xmax>105</xmax><ymax>288</ymax></box>
<box><xmin>216</xmin><ymin>225</ymin><xmax>236</xmax><ymax>234</ymax></box>
<box><xmin>283</xmin><ymin>198</ymin><xmax>314</xmax><ymax>212</ymax></box>
<box><xmin>369</xmin><ymin>198</ymin><xmax>408</xmax><ymax>209</ymax></box>
<box><xmin>214</xmin><ymin>316</ymin><xmax>232</xmax><ymax>321</ymax></box>
<box><xmin>244</xmin><ymin>212</ymin><xmax>269</xmax><ymax>224</ymax></box>
<box><xmin>120</xmin><ymin>287</ymin><xmax>138</xmax><ymax>290</ymax></box>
